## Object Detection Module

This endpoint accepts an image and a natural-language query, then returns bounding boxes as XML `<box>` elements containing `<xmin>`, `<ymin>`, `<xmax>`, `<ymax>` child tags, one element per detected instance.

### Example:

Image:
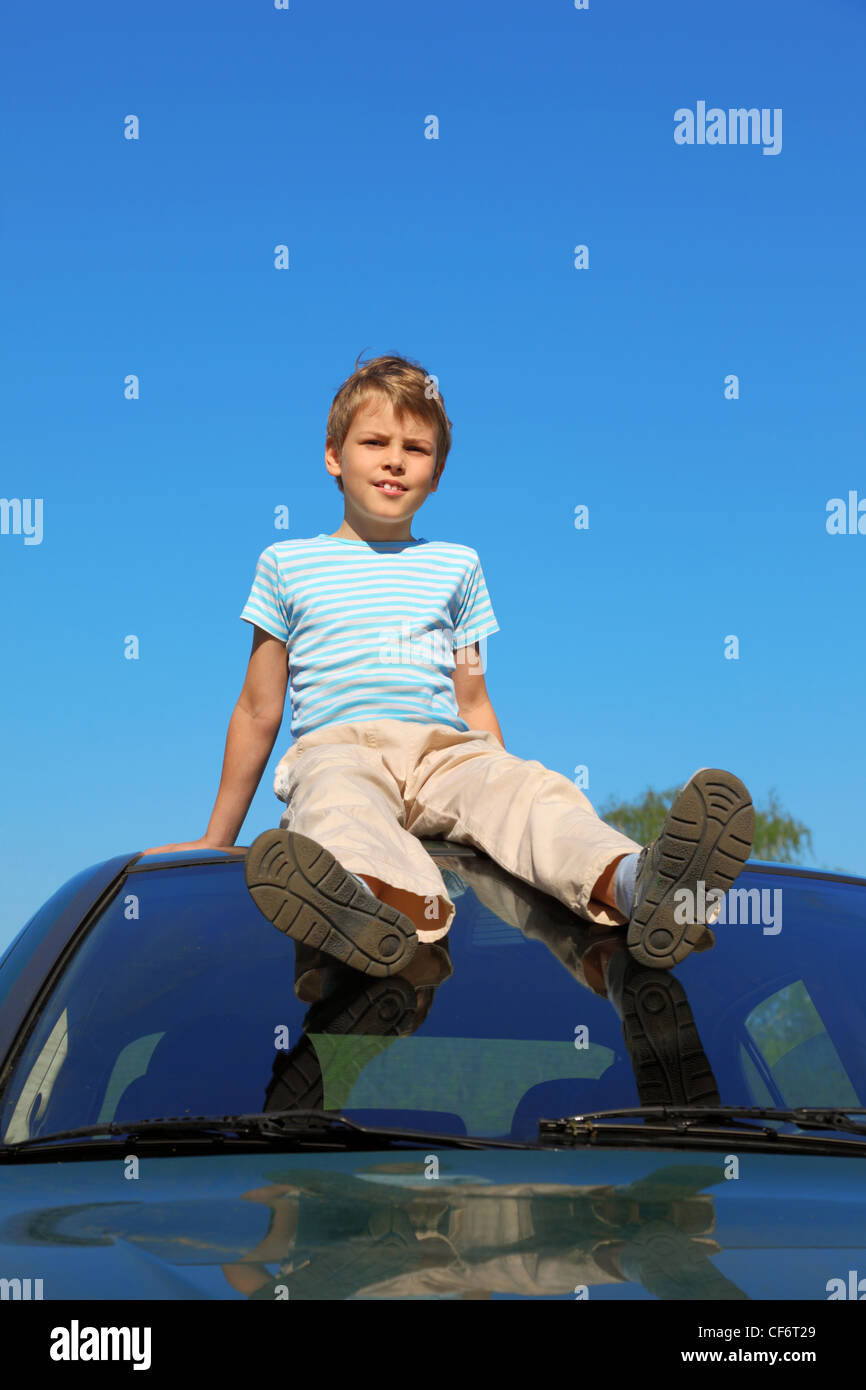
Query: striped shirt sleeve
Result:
<box><xmin>452</xmin><ymin>553</ymin><xmax>499</xmax><ymax>650</ymax></box>
<box><xmin>240</xmin><ymin>546</ymin><xmax>290</xmax><ymax>643</ymax></box>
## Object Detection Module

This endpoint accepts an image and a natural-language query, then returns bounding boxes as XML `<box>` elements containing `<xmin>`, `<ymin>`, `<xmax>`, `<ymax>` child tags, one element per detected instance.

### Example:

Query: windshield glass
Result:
<box><xmin>2</xmin><ymin>854</ymin><xmax>865</xmax><ymax>1145</ymax></box>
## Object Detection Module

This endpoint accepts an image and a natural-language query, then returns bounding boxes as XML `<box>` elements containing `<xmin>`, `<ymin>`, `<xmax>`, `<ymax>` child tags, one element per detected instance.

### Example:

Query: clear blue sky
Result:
<box><xmin>3</xmin><ymin>0</ymin><xmax>865</xmax><ymax>950</ymax></box>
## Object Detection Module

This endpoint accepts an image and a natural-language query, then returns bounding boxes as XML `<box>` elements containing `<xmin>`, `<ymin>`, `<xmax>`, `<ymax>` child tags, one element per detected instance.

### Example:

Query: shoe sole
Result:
<box><xmin>245</xmin><ymin>829</ymin><xmax>419</xmax><ymax>977</ymax></box>
<box><xmin>627</xmin><ymin>768</ymin><xmax>755</xmax><ymax>970</ymax></box>
<box><xmin>265</xmin><ymin>976</ymin><xmax>418</xmax><ymax>1111</ymax></box>
<box><xmin>619</xmin><ymin>965</ymin><xmax>720</xmax><ymax>1107</ymax></box>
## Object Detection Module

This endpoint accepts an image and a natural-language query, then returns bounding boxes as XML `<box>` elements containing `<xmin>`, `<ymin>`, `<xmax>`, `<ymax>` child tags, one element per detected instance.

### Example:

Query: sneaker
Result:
<box><xmin>599</xmin><ymin>1223</ymin><xmax>748</xmax><ymax>1300</ymax></box>
<box><xmin>604</xmin><ymin>950</ymin><xmax>721</xmax><ymax>1107</ymax></box>
<box><xmin>265</xmin><ymin>973</ymin><xmax>419</xmax><ymax>1112</ymax></box>
<box><xmin>245</xmin><ymin>829</ymin><xmax>419</xmax><ymax>977</ymax></box>
<box><xmin>627</xmin><ymin>767</ymin><xmax>754</xmax><ymax>970</ymax></box>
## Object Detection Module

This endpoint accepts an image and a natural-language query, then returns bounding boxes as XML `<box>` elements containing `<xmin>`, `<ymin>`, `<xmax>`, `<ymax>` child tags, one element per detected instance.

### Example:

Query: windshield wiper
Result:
<box><xmin>540</xmin><ymin>1105</ymin><xmax>866</xmax><ymax>1140</ymax></box>
<box><xmin>0</xmin><ymin>1108</ymin><xmax>542</xmax><ymax>1156</ymax></box>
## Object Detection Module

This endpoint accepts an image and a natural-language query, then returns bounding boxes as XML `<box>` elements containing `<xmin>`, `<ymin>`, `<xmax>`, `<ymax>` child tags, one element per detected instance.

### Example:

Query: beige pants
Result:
<box><xmin>274</xmin><ymin>718</ymin><xmax>643</xmax><ymax>945</ymax></box>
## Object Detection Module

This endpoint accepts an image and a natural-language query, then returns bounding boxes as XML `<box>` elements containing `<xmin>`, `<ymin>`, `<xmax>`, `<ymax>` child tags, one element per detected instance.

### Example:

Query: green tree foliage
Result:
<box><xmin>598</xmin><ymin>783</ymin><xmax>813</xmax><ymax>865</ymax></box>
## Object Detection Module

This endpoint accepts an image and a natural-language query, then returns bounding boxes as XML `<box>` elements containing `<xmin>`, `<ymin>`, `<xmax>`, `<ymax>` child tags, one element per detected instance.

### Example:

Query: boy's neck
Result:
<box><xmin>328</xmin><ymin>523</ymin><xmax>419</xmax><ymax>543</ymax></box>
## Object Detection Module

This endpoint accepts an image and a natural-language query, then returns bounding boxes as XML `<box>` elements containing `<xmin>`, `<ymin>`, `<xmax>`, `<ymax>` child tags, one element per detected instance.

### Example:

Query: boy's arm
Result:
<box><xmin>204</xmin><ymin>627</ymin><xmax>290</xmax><ymax>845</ymax></box>
<box><xmin>452</xmin><ymin>641</ymin><xmax>505</xmax><ymax>749</ymax></box>
<box><xmin>141</xmin><ymin>626</ymin><xmax>289</xmax><ymax>853</ymax></box>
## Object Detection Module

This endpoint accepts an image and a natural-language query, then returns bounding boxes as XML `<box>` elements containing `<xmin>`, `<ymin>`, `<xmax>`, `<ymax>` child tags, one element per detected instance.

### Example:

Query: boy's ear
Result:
<box><xmin>324</xmin><ymin>438</ymin><xmax>343</xmax><ymax>483</ymax></box>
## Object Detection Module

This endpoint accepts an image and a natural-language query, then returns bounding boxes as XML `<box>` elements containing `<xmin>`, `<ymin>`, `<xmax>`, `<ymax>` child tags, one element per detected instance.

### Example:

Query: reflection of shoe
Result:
<box><xmin>612</xmin><ymin>1223</ymin><xmax>750</xmax><ymax>1300</ymax></box>
<box><xmin>245</xmin><ymin>830</ymin><xmax>418</xmax><ymax>977</ymax></box>
<box><xmin>265</xmin><ymin>974</ymin><xmax>418</xmax><ymax>1112</ymax></box>
<box><xmin>294</xmin><ymin>939</ymin><xmax>452</xmax><ymax>1004</ymax></box>
<box><xmin>627</xmin><ymin>768</ymin><xmax>754</xmax><ymax>970</ymax></box>
<box><xmin>306</xmin><ymin>972</ymin><xmax>419</xmax><ymax>1038</ymax></box>
<box><xmin>605</xmin><ymin>953</ymin><xmax>721</xmax><ymax>1107</ymax></box>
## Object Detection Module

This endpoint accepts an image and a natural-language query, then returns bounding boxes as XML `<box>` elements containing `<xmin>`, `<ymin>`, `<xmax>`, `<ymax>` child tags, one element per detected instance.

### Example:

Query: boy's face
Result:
<box><xmin>325</xmin><ymin>396</ymin><xmax>442</xmax><ymax>537</ymax></box>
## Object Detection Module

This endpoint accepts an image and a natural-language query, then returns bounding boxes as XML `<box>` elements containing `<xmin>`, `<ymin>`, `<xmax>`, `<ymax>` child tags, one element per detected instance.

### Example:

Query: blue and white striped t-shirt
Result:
<box><xmin>239</xmin><ymin>534</ymin><xmax>499</xmax><ymax>739</ymax></box>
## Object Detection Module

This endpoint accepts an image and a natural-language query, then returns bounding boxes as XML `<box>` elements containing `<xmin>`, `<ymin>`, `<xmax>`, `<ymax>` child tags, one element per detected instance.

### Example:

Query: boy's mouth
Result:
<box><xmin>372</xmin><ymin>481</ymin><xmax>408</xmax><ymax>495</ymax></box>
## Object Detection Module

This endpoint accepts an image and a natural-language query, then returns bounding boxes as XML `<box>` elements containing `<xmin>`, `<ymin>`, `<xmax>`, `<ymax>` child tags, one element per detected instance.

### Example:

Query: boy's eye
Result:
<box><xmin>363</xmin><ymin>440</ymin><xmax>426</xmax><ymax>451</ymax></box>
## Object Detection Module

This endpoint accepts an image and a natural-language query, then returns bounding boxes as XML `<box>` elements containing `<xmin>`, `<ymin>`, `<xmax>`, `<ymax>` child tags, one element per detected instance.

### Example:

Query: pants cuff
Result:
<box><xmin>574</xmin><ymin>847</ymin><xmax>638</xmax><ymax>927</ymax></box>
<box><xmin>416</xmin><ymin>901</ymin><xmax>456</xmax><ymax>943</ymax></box>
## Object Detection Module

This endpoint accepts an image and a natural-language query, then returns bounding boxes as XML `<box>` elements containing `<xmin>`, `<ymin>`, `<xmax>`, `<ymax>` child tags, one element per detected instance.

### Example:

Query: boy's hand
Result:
<box><xmin>139</xmin><ymin>838</ymin><xmax>241</xmax><ymax>856</ymax></box>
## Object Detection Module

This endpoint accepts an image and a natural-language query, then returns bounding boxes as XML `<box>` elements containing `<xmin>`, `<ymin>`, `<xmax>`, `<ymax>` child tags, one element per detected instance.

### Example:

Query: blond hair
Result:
<box><xmin>326</xmin><ymin>351</ymin><xmax>452</xmax><ymax>493</ymax></box>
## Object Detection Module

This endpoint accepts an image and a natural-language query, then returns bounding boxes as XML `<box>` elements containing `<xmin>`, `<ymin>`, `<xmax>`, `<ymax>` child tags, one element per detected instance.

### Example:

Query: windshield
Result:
<box><xmin>2</xmin><ymin>854</ymin><xmax>865</xmax><ymax>1146</ymax></box>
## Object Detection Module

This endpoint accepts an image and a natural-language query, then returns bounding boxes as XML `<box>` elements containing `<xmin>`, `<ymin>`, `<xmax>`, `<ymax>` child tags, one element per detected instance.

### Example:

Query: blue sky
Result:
<box><xmin>3</xmin><ymin>0</ymin><xmax>865</xmax><ymax>950</ymax></box>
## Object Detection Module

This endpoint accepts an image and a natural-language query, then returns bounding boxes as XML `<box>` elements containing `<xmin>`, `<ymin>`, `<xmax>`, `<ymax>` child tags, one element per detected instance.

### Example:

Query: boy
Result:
<box><xmin>145</xmin><ymin>352</ymin><xmax>754</xmax><ymax>975</ymax></box>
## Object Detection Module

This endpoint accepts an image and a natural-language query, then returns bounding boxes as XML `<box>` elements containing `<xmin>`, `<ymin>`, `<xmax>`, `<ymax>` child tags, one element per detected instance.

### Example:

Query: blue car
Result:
<box><xmin>0</xmin><ymin>844</ymin><xmax>865</xmax><ymax>1301</ymax></box>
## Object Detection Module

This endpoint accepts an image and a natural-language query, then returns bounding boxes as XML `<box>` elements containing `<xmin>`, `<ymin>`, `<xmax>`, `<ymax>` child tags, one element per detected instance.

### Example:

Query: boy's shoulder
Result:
<box><xmin>430</xmin><ymin>538</ymin><xmax>481</xmax><ymax>559</ymax></box>
<box><xmin>252</xmin><ymin>536</ymin><xmax>327</xmax><ymax>566</ymax></box>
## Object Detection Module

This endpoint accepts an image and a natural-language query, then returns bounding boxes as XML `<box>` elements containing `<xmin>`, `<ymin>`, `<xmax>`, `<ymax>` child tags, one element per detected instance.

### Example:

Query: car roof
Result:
<box><xmin>122</xmin><ymin>844</ymin><xmax>866</xmax><ymax>885</ymax></box>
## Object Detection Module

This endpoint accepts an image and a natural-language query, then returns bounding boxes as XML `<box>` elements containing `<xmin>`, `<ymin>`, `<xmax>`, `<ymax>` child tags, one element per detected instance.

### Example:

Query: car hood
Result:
<box><xmin>0</xmin><ymin>1146</ymin><xmax>864</xmax><ymax>1300</ymax></box>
